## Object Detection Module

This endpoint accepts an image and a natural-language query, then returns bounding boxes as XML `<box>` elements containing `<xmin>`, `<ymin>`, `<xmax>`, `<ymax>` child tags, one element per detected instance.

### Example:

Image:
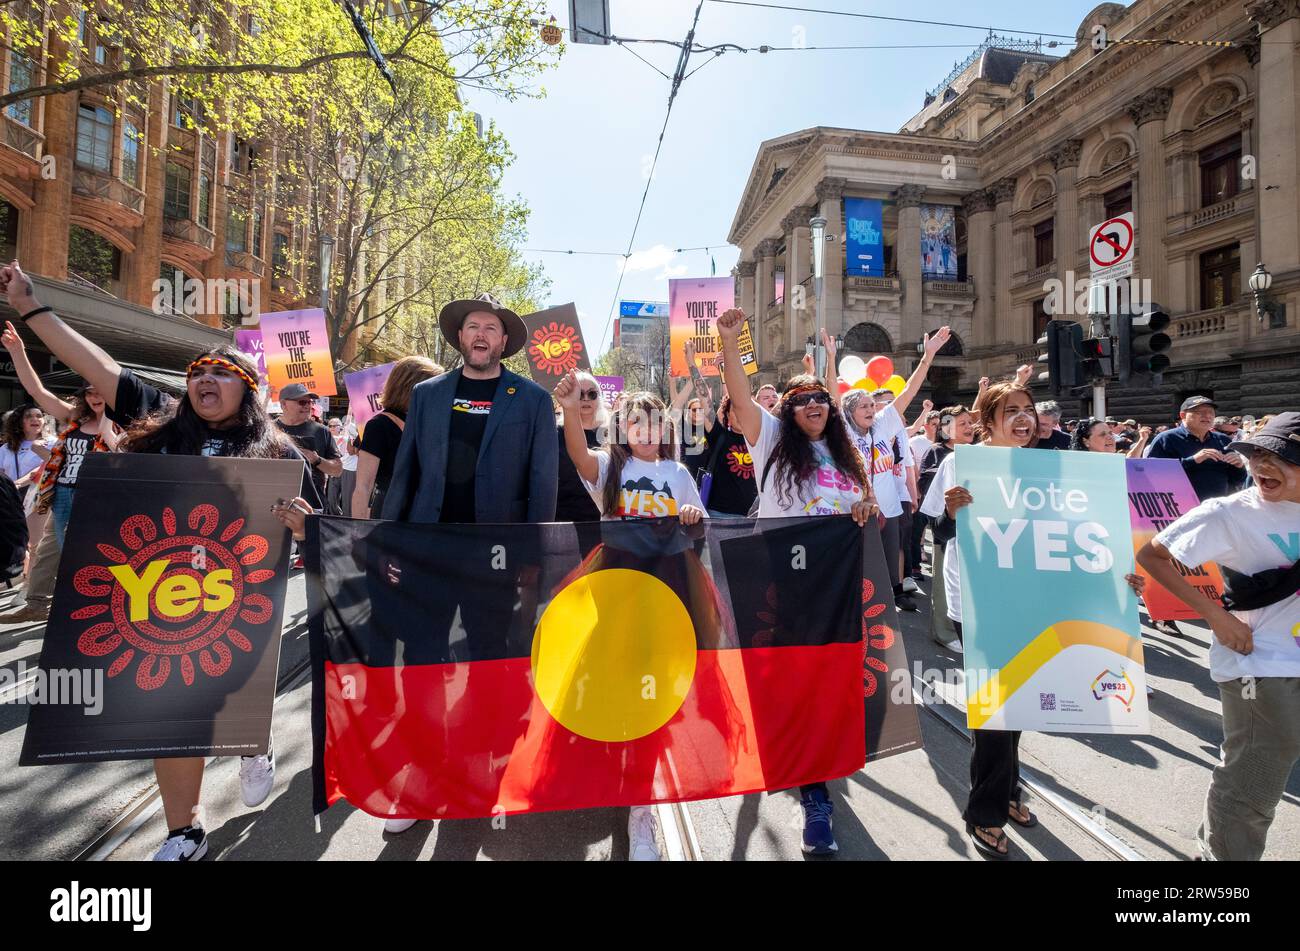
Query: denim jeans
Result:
<box><xmin>51</xmin><ymin>484</ymin><xmax>75</xmax><ymax>549</ymax></box>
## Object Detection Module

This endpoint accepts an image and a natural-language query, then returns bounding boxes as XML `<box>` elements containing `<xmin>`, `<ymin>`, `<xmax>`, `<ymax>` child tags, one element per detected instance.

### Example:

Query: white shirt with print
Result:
<box><xmin>582</xmin><ymin>452</ymin><xmax>706</xmax><ymax>520</ymax></box>
<box><xmin>847</xmin><ymin>404</ymin><xmax>908</xmax><ymax>517</ymax></box>
<box><xmin>748</xmin><ymin>409</ymin><xmax>866</xmax><ymax>518</ymax></box>
<box><xmin>1155</xmin><ymin>487</ymin><xmax>1300</xmax><ymax>682</ymax></box>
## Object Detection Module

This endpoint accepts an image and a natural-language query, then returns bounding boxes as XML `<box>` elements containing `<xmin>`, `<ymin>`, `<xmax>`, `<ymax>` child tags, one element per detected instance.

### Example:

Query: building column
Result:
<box><xmin>755</xmin><ymin>237</ymin><xmax>778</xmax><ymax>357</ymax></box>
<box><xmin>1048</xmin><ymin>138</ymin><xmax>1083</xmax><ymax>293</ymax></box>
<box><xmin>816</xmin><ymin>177</ymin><xmax>846</xmax><ymax>337</ymax></box>
<box><xmin>991</xmin><ymin>177</ymin><xmax>1017</xmax><ymax>344</ymax></box>
<box><xmin>129</xmin><ymin>82</ymin><xmax>169</xmax><ymax>309</ymax></box>
<box><xmin>1127</xmin><ymin>88</ymin><xmax>1174</xmax><ymax>304</ymax></box>
<box><xmin>736</xmin><ymin>259</ymin><xmax>757</xmax><ymax>363</ymax></box>
<box><xmin>895</xmin><ymin>183</ymin><xmax>925</xmax><ymax>353</ymax></box>
<box><xmin>782</xmin><ymin>204</ymin><xmax>813</xmax><ymax>353</ymax></box>
<box><xmin>26</xmin><ymin>33</ymin><xmax>75</xmax><ymax>278</ymax></box>
<box><xmin>962</xmin><ymin>189</ymin><xmax>996</xmax><ymax>347</ymax></box>
<box><xmin>1248</xmin><ymin>1</ymin><xmax>1300</xmax><ymax>273</ymax></box>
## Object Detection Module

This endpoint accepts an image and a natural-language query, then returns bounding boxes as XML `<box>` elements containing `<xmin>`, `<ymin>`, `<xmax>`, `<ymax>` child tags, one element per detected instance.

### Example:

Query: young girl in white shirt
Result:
<box><xmin>555</xmin><ymin>371</ymin><xmax>706</xmax><ymax>862</ymax></box>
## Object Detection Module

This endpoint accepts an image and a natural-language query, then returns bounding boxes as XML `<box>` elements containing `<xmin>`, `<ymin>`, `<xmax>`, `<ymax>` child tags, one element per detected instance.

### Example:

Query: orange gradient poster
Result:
<box><xmin>259</xmin><ymin>308</ymin><xmax>337</xmax><ymax>398</ymax></box>
<box><xmin>1126</xmin><ymin>458</ymin><xmax>1223</xmax><ymax>621</ymax></box>
<box><xmin>669</xmin><ymin>277</ymin><xmax>756</xmax><ymax>378</ymax></box>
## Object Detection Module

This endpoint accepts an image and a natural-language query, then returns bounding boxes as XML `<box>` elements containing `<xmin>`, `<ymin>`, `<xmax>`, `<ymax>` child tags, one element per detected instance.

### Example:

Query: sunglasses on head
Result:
<box><xmin>788</xmin><ymin>391</ymin><xmax>830</xmax><ymax>408</ymax></box>
<box><xmin>579</xmin><ymin>389</ymin><xmax>599</xmax><ymax>400</ymax></box>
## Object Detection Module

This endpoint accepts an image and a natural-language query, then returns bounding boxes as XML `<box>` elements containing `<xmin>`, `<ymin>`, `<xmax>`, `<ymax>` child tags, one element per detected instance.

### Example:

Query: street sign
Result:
<box><xmin>1089</xmin><ymin>213</ymin><xmax>1135</xmax><ymax>280</ymax></box>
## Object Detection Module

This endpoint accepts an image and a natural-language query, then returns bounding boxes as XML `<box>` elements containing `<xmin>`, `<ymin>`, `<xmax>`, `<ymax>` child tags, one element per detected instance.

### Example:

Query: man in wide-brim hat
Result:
<box><xmin>1137</xmin><ymin>411</ymin><xmax>1300</xmax><ymax>861</ymax></box>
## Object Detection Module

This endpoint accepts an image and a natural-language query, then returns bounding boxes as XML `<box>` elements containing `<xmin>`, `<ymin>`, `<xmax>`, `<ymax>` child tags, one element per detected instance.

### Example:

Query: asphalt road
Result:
<box><xmin>1</xmin><ymin>558</ymin><xmax>1296</xmax><ymax>861</ymax></box>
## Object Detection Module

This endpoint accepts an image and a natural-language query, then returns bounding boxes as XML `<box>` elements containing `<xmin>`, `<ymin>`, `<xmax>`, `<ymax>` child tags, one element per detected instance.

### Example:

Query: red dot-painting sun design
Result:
<box><xmin>862</xmin><ymin>579</ymin><xmax>893</xmax><ymax>698</ymax></box>
<box><xmin>529</xmin><ymin>322</ymin><xmax>584</xmax><ymax>376</ymax></box>
<box><xmin>71</xmin><ymin>504</ymin><xmax>276</xmax><ymax>692</ymax></box>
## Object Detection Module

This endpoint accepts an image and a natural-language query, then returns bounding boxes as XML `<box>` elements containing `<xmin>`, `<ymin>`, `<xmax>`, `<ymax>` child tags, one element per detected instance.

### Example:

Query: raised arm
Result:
<box><xmin>908</xmin><ymin>399</ymin><xmax>934</xmax><ymax>437</ymax></box>
<box><xmin>1</xmin><ymin>321</ymin><xmax>74</xmax><ymax>419</ymax></box>
<box><xmin>555</xmin><ymin>370</ymin><xmax>600</xmax><ymax>485</ymax></box>
<box><xmin>0</xmin><ymin>262</ymin><xmax>123</xmax><ymax>406</ymax></box>
<box><xmin>894</xmin><ymin>326</ymin><xmax>950</xmax><ymax>418</ymax></box>
<box><xmin>716</xmin><ymin>308</ymin><xmax>762</xmax><ymax>446</ymax></box>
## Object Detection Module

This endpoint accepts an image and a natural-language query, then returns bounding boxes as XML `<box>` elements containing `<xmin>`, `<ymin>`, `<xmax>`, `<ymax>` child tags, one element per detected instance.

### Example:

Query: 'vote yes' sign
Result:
<box><xmin>954</xmin><ymin>445</ymin><xmax>1148</xmax><ymax>735</ymax></box>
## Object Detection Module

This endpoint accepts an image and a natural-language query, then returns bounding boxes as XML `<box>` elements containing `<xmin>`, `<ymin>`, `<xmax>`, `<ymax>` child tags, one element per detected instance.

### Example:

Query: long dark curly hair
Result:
<box><xmin>121</xmin><ymin>346</ymin><xmax>294</xmax><ymax>459</ymax></box>
<box><xmin>3</xmin><ymin>403</ymin><xmax>39</xmax><ymax>452</ymax></box>
<box><xmin>1070</xmin><ymin>417</ymin><xmax>1109</xmax><ymax>452</ymax></box>
<box><xmin>767</xmin><ymin>374</ymin><xmax>869</xmax><ymax>508</ymax></box>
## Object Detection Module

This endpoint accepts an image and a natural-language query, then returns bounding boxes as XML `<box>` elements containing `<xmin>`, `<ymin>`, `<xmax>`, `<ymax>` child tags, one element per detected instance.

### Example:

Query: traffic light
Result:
<box><xmin>1115</xmin><ymin>304</ymin><xmax>1171</xmax><ymax>384</ymax></box>
<box><xmin>1036</xmin><ymin>320</ymin><xmax>1083</xmax><ymax>397</ymax></box>
<box><xmin>1080</xmin><ymin>336</ymin><xmax>1113</xmax><ymax>381</ymax></box>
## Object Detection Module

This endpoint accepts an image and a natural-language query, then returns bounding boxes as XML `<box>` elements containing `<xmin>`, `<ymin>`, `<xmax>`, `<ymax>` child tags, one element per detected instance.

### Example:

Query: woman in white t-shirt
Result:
<box><xmin>842</xmin><ymin>388</ymin><xmax>917</xmax><ymax>613</ymax></box>
<box><xmin>556</xmin><ymin>372</ymin><xmax>705</xmax><ymax>863</ymax></box>
<box><xmin>717</xmin><ymin>309</ymin><xmax>889</xmax><ymax>857</ymax></box>
<box><xmin>921</xmin><ymin>381</ymin><xmax>1144</xmax><ymax>859</ymax></box>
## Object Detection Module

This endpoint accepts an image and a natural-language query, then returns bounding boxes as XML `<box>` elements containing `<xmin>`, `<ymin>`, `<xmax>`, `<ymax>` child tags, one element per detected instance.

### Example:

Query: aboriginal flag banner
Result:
<box><xmin>21</xmin><ymin>454</ymin><xmax>304</xmax><ymax>765</ymax></box>
<box><xmin>308</xmin><ymin>515</ymin><xmax>913</xmax><ymax>819</ymax></box>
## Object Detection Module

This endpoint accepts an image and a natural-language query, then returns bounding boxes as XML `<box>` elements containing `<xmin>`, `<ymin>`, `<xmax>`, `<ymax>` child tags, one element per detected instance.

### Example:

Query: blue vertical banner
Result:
<box><xmin>843</xmin><ymin>198</ymin><xmax>884</xmax><ymax>277</ymax></box>
<box><xmin>920</xmin><ymin>205</ymin><xmax>958</xmax><ymax>278</ymax></box>
<box><xmin>954</xmin><ymin>446</ymin><xmax>1148</xmax><ymax>734</ymax></box>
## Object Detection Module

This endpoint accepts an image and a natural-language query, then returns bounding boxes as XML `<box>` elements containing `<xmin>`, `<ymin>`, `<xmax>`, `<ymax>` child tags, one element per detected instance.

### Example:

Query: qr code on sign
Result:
<box><xmin>1040</xmin><ymin>693</ymin><xmax>1056</xmax><ymax>711</ymax></box>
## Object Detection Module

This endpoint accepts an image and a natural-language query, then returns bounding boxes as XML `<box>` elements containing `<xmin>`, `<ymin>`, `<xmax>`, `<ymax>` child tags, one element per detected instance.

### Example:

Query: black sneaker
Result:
<box><xmin>1153</xmin><ymin>620</ymin><xmax>1182</xmax><ymax>638</ymax></box>
<box><xmin>152</xmin><ymin>825</ymin><xmax>208</xmax><ymax>861</ymax></box>
<box><xmin>895</xmin><ymin>593</ymin><xmax>919</xmax><ymax>613</ymax></box>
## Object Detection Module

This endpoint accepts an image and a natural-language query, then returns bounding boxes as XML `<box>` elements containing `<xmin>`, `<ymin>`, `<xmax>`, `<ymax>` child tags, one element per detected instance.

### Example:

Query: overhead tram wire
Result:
<box><xmin>596</xmin><ymin>0</ymin><xmax>707</xmax><ymax>354</ymax></box>
<box><xmin>703</xmin><ymin>0</ymin><xmax>1077</xmax><ymax>41</ymax></box>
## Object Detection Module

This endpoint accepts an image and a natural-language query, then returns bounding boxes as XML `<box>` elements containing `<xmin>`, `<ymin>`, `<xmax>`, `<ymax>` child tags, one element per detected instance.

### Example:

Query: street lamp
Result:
<box><xmin>1248</xmin><ymin>262</ymin><xmax>1284</xmax><ymax>327</ymax></box>
<box><xmin>810</xmin><ymin>214</ymin><xmax>827</xmax><ymax>377</ymax></box>
<box><xmin>318</xmin><ymin>233</ymin><xmax>335</xmax><ymax>314</ymax></box>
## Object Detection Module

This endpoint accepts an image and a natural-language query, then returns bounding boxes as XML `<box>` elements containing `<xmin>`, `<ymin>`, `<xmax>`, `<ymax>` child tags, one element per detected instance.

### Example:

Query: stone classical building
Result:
<box><xmin>727</xmin><ymin>0</ymin><xmax>1300</xmax><ymax>420</ymax></box>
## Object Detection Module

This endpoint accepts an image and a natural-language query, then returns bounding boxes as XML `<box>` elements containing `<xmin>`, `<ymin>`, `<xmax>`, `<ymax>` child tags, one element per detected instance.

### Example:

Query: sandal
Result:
<box><xmin>966</xmin><ymin>822</ymin><xmax>1009</xmax><ymax>859</ymax></box>
<box><xmin>1008</xmin><ymin>801</ymin><xmax>1038</xmax><ymax>828</ymax></box>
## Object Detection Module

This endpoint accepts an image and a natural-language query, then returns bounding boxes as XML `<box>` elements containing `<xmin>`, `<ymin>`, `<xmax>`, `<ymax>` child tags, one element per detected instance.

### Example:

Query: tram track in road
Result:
<box><xmin>72</xmin><ymin>652</ymin><xmax>314</xmax><ymax>862</ymax></box>
<box><xmin>911</xmin><ymin>674</ymin><xmax>1147</xmax><ymax>861</ymax></box>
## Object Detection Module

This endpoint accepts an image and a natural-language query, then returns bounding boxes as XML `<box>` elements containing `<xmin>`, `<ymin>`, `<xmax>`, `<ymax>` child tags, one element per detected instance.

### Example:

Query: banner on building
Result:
<box><xmin>520</xmin><ymin>302</ymin><xmax>590</xmax><ymax>393</ymax></box>
<box><xmin>308</xmin><ymin>515</ymin><xmax>895</xmax><ymax>819</ymax></box>
<box><xmin>595</xmin><ymin>375</ymin><xmax>624</xmax><ymax>408</ymax></box>
<box><xmin>21</xmin><ymin>454</ymin><xmax>303</xmax><ymax>765</ymax></box>
<box><xmin>669</xmin><ymin>277</ymin><xmax>756</xmax><ymax>378</ymax></box>
<box><xmin>344</xmin><ymin>363</ymin><xmax>396</xmax><ymax>436</ymax></box>
<box><xmin>258</xmin><ymin>308</ymin><xmax>337</xmax><ymax>398</ymax></box>
<box><xmin>955</xmin><ymin>446</ymin><xmax>1148</xmax><ymax>734</ymax></box>
<box><xmin>844</xmin><ymin>198</ymin><xmax>885</xmax><ymax>277</ymax></box>
<box><xmin>1126</xmin><ymin>458</ymin><xmax>1224</xmax><ymax>621</ymax></box>
<box><xmin>920</xmin><ymin>205</ymin><xmax>958</xmax><ymax>279</ymax></box>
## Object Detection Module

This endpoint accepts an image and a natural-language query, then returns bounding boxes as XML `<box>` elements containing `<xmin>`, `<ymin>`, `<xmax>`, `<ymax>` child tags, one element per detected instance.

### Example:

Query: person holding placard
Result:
<box><xmin>921</xmin><ymin>382</ymin><xmax>1145</xmax><ymax>859</ymax></box>
<box><xmin>1137</xmin><ymin>413</ymin><xmax>1300</xmax><ymax>861</ymax></box>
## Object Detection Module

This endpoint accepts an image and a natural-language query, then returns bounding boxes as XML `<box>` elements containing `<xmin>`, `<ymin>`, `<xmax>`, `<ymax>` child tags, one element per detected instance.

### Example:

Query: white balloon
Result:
<box><xmin>838</xmin><ymin>355</ymin><xmax>866</xmax><ymax>384</ymax></box>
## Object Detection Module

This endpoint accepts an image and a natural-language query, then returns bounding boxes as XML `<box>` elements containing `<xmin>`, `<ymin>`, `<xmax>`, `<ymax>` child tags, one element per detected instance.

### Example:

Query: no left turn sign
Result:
<box><xmin>1089</xmin><ymin>213</ymin><xmax>1134</xmax><ymax>277</ymax></box>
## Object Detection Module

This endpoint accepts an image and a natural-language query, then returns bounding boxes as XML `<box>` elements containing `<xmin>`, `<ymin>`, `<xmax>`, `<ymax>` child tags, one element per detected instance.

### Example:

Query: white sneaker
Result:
<box><xmin>152</xmin><ymin>825</ymin><xmax>208</xmax><ymax>861</ymax></box>
<box><xmin>238</xmin><ymin>750</ymin><xmax>275</xmax><ymax>807</ymax></box>
<box><xmin>628</xmin><ymin>806</ymin><xmax>660</xmax><ymax>861</ymax></box>
<box><xmin>941</xmin><ymin>638</ymin><xmax>963</xmax><ymax>655</ymax></box>
<box><xmin>384</xmin><ymin>817</ymin><xmax>418</xmax><ymax>834</ymax></box>
<box><xmin>1146</xmin><ymin>684</ymin><xmax>1154</xmax><ymax>696</ymax></box>
<box><xmin>902</xmin><ymin>577</ymin><xmax>921</xmax><ymax>594</ymax></box>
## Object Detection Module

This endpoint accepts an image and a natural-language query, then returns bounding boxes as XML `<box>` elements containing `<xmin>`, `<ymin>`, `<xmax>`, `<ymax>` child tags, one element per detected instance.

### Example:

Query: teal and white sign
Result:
<box><xmin>954</xmin><ymin>445</ymin><xmax>1148</xmax><ymax>734</ymax></box>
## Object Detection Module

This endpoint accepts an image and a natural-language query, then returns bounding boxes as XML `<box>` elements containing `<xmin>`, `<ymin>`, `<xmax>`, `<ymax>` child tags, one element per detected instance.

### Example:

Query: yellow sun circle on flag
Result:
<box><xmin>531</xmin><ymin>568</ymin><xmax>697</xmax><ymax>742</ymax></box>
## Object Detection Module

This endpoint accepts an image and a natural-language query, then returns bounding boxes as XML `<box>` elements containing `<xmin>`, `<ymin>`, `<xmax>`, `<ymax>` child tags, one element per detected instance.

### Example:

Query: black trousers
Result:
<box><xmin>953</xmin><ymin>621</ymin><xmax>1023</xmax><ymax>827</ymax></box>
<box><xmin>908</xmin><ymin>507</ymin><xmax>928</xmax><ymax>570</ymax></box>
<box><xmin>899</xmin><ymin>502</ymin><xmax>915</xmax><ymax>576</ymax></box>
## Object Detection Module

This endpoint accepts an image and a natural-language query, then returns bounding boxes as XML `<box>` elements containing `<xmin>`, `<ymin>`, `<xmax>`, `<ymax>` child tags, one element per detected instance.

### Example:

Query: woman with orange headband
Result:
<box><xmin>0</xmin><ymin>260</ymin><xmax>315</xmax><ymax>862</ymax></box>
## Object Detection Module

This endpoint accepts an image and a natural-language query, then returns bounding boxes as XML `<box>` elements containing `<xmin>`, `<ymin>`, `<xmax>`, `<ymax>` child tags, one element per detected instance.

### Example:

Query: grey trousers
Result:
<box><xmin>1199</xmin><ymin>677</ymin><xmax>1300</xmax><ymax>860</ymax></box>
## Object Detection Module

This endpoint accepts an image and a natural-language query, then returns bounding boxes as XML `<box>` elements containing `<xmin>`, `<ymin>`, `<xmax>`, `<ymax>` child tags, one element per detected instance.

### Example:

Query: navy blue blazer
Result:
<box><xmin>380</xmin><ymin>367</ymin><xmax>558</xmax><ymax>523</ymax></box>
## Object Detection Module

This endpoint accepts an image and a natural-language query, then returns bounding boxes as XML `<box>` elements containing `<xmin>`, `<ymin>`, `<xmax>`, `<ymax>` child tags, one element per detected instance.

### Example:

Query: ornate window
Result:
<box><xmin>75</xmin><ymin>104</ymin><xmax>114</xmax><ymax>173</ymax></box>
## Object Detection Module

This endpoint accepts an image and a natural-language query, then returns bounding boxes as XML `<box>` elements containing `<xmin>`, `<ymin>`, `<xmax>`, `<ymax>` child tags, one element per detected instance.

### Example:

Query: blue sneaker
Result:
<box><xmin>800</xmin><ymin>788</ymin><xmax>837</xmax><ymax>855</ymax></box>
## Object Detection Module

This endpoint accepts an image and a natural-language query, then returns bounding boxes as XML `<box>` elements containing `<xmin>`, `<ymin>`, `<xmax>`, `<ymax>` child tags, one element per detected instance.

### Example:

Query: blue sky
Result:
<box><xmin>475</xmin><ymin>1</ymin><xmax>1090</xmax><ymax>357</ymax></box>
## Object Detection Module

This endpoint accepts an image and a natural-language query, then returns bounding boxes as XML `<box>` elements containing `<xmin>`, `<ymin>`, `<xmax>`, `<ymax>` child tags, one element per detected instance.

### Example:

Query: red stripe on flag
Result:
<box><xmin>323</xmin><ymin>644</ymin><xmax>864</xmax><ymax>818</ymax></box>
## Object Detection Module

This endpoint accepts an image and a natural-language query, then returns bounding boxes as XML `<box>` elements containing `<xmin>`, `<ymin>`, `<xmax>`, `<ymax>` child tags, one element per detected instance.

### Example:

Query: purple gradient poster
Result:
<box><xmin>595</xmin><ymin>375</ymin><xmax>623</xmax><ymax>408</ymax></box>
<box><xmin>344</xmin><ymin>363</ymin><xmax>395</xmax><ymax>435</ymax></box>
<box><xmin>234</xmin><ymin>329</ymin><xmax>267</xmax><ymax>384</ymax></box>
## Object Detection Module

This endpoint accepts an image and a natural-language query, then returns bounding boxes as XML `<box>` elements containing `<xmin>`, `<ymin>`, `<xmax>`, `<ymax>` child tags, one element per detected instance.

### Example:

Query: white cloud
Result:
<box><xmin>656</xmin><ymin>263</ymin><xmax>688</xmax><ymax>280</ymax></box>
<box><xmin>617</xmin><ymin>244</ymin><xmax>676</xmax><ymax>274</ymax></box>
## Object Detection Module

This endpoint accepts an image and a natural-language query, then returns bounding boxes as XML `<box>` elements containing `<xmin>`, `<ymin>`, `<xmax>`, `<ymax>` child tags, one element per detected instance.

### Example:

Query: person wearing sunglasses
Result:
<box><xmin>716</xmin><ymin>306</ymin><xmax>881</xmax><ymax>856</ymax></box>
<box><xmin>274</xmin><ymin>382</ymin><xmax>342</xmax><ymax>506</ymax></box>
<box><xmin>554</xmin><ymin>371</ymin><xmax>610</xmax><ymax>523</ymax></box>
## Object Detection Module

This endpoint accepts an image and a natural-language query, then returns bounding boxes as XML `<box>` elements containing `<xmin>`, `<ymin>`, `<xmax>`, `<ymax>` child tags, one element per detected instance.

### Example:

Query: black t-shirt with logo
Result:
<box><xmin>442</xmin><ymin>375</ymin><xmax>497</xmax><ymax>524</ymax></box>
<box><xmin>54</xmin><ymin>429</ymin><xmax>97</xmax><ymax>487</ymax></box>
<box><xmin>276</xmin><ymin>419</ymin><xmax>339</xmax><ymax>500</ymax></box>
<box><xmin>701</xmin><ymin>423</ymin><xmax>756</xmax><ymax>515</ymax></box>
<box><xmin>357</xmin><ymin>411</ymin><xmax>406</xmax><ymax>512</ymax></box>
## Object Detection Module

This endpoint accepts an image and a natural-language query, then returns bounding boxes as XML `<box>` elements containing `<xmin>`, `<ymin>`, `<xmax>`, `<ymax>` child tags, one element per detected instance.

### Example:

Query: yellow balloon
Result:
<box><xmin>883</xmin><ymin>374</ymin><xmax>906</xmax><ymax>396</ymax></box>
<box><xmin>852</xmin><ymin>379</ymin><xmax>875</xmax><ymax>390</ymax></box>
